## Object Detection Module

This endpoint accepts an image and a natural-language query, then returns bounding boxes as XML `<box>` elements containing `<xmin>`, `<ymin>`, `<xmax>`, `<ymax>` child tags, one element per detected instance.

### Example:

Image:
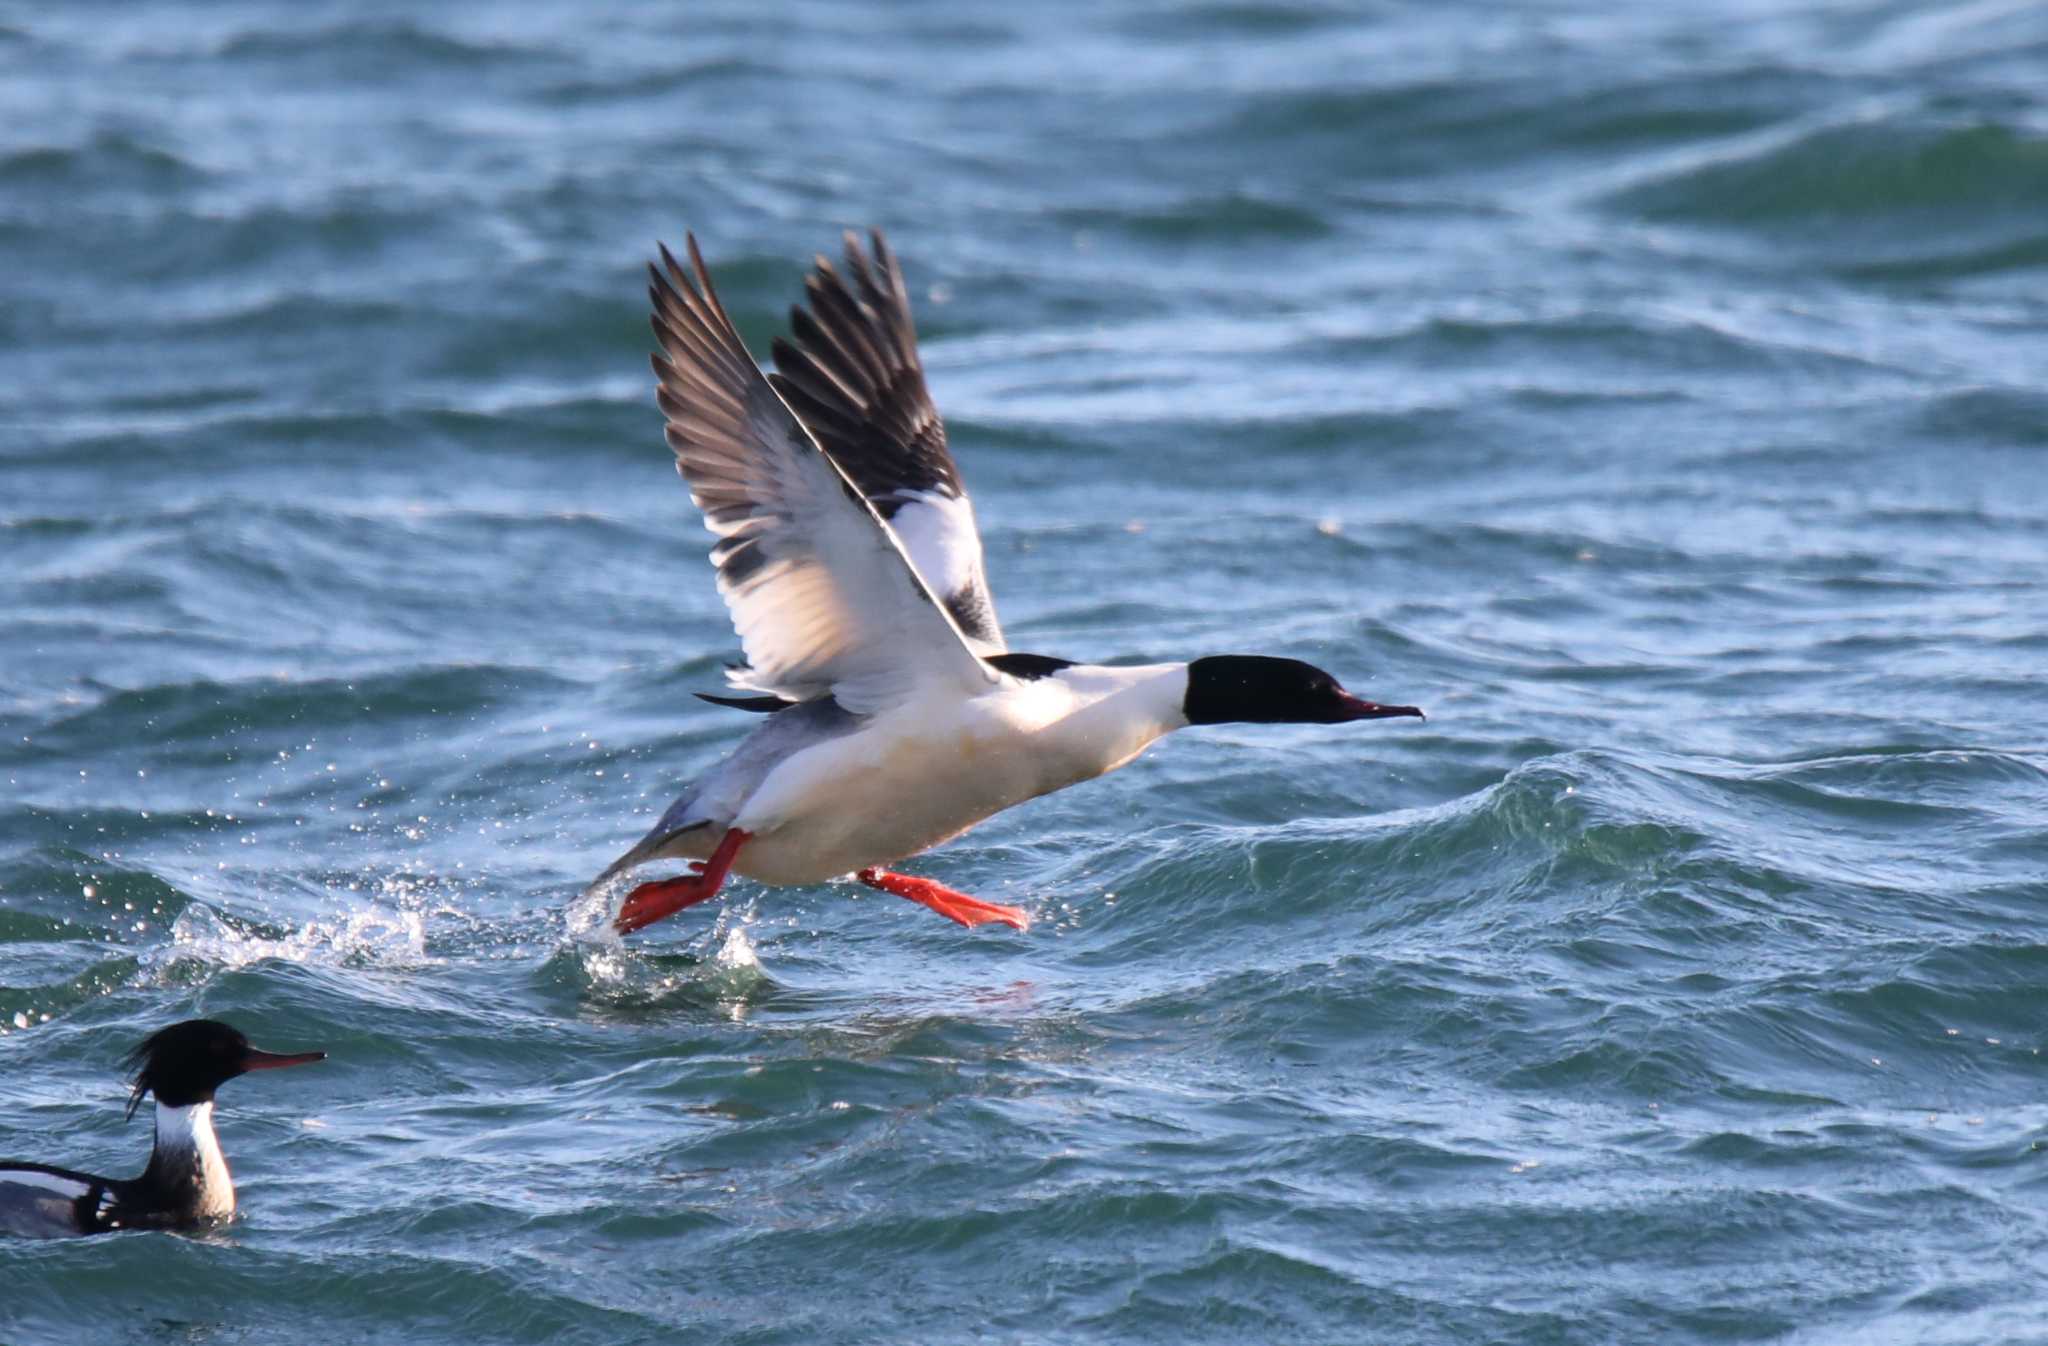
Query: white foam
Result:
<box><xmin>144</xmin><ymin>901</ymin><xmax>429</xmax><ymax>981</ymax></box>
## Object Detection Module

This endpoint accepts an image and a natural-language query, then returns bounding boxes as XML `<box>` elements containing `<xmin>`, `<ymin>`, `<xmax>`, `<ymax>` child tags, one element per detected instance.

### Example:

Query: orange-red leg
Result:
<box><xmin>614</xmin><ymin>828</ymin><xmax>751</xmax><ymax>934</ymax></box>
<box><xmin>856</xmin><ymin>868</ymin><xmax>1031</xmax><ymax>932</ymax></box>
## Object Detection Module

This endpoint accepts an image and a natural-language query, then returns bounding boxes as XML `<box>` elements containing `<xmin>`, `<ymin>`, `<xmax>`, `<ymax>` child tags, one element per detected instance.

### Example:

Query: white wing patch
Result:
<box><xmin>885</xmin><ymin>491</ymin><xmax>1001</xmax><ymax>655</ymax></box>
<box><xmin>767</xmin><ymin>232</ymin><xmax>1008</xmax><ymax>654</ymax></box>
<box><xmin>0</xmin><ymin>1170</ymin><xmax>92</xmax><ymax>1200</ymax></box>
<box><xmin>0</xmin><ymin>1170</ymin><xmax>95</xmax><ymax>1238</ymax></box>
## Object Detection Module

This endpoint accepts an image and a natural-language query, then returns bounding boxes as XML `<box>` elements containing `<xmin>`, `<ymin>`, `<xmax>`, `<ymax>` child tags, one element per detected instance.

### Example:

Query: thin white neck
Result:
<box><xmin>156</xmin><ymin>1096</ymin><xmax>215</xmax><ymax>1143</ymax></box>
<box><xmin>154</xmin><ymin>1101</ymin><xmax>235</xmax><ymax>1218</ymax></box>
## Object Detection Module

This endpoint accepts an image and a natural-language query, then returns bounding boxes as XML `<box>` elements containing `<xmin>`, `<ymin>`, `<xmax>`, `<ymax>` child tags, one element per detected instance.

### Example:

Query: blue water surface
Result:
<box><xmin>3</xmin><ymin>3</ymin><xmax>2047</xmax><ymax>1343</ymax></box>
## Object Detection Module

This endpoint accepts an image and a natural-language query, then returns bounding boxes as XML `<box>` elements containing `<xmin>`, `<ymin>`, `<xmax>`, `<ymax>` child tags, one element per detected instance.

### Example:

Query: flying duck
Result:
<box><xmin>0</xmin><ymin>1019</ymin><xmax>324</xmax><ymax>1237</ymax></box>
<box><xmin>590</xmin><ymin>232</ymin><xmax>1422</xmax><ymax>936</ymax></box>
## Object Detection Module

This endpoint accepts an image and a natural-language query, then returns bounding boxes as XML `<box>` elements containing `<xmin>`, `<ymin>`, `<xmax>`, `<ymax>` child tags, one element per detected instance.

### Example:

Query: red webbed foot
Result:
<box><xmin>614</xmin><ymin>828</ymin><xmax>751</xmax><ymax>934</ymax></box>
<box><xmin>856</xmin><ymin>868</ymin><xmax>1031</xmax><ymax>931</ymax></box>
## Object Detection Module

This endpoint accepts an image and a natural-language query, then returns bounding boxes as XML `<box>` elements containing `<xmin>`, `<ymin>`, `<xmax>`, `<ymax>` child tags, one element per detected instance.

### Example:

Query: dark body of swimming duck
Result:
<box><xmin>590</xmin><ymin>232</ymin><xmax>1424</xmax><ymax>936</ymax></box>
<box><xmin>0</xmin><ymin>1019</ymin><xmax>324</xmax><ymax>1238</ymax></box>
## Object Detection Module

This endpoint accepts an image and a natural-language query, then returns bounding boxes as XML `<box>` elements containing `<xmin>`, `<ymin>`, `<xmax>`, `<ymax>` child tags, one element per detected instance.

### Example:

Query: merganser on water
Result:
<box><xmin>590</xmin><ymin>232</ymin><xmax>1423</xmax><ymax>936</ymax></box>
<box><xmin>0</xmin><ymin>1019</ymin><xmax>324</xmax><ymax>1238</ymax></box>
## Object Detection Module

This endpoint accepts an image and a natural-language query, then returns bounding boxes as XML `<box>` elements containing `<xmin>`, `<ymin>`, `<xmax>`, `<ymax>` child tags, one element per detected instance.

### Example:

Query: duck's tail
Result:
<box><xmin>580</xmin><ymin>819</ymin><xmax>713</xmax><ymax>902</ymax></box>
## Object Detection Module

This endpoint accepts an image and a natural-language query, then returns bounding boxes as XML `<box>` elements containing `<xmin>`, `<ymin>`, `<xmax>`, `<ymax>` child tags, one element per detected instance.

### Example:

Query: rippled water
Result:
<box><xmin>4</xmin><ymin>2</ymin><xmax>2046</xmax><ymax>1342</ymax></box>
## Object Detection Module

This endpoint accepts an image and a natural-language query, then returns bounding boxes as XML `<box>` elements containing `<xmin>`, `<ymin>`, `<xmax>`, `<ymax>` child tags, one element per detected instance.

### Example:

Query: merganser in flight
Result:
<box><xmin>0</xmin><ymin>1019</ymin><xmax>324</xmax><ymax>1238</ymax></box>
<box><xmin>591</xmin><ymin>232</ymin><xmax>1422</xmax><ymax>936</ymax></box>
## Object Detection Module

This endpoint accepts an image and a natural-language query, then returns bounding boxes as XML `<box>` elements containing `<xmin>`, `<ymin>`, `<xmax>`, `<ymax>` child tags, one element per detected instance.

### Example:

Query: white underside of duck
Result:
<box><xmin>639</xmin><ymin>663</ymin><xmax>1187</xmax><ymax>886</ymax></box>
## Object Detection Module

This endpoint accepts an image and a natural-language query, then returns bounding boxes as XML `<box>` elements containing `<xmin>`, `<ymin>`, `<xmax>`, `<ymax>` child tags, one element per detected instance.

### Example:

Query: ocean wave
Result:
<box><xmin>1607</xmin><ymin>118</ymin><xmax>2048</xmax><ymax>278</ymax></box>
<box><xmin>211</xmin><ymin>19</ymin><xmax>557</xmax><ymax>69</ymax></box>
<box><xmin>1115</xmin><ymin>3</ymin><xmax>1353</xmax><ymax>39</ymax></box>
<box><xmin>0</xmin><ymin>131</ymin><xmax>207</xmax><ymax>188</ymax></box>
<box><xmin>1208</xmin><ymin>65</ymin><xmax>1816</xmax><ymax>181</ymax></box>
<box><xmin>534</xmin><ymin>58</ymin><xmax>780</xmax><ymax>107</ymax></box>
<box><xmin>29</xmin><ymin>667</ymin><xmax>576</xmax><ymax>757</ymax></box>
<box><xmin>1056</xmin><ymin>193</ymin><xmax>1333</xmax><ymax>243</ymax></box>
<box><xmin>2</xmin><ymin>0</ymin><xmax>2043</xmax><ymax>1335</ymax></box>
<box><xmin>1914</xmin><ymin>386</ymin><xmax>2048</xmax><ymax>447</ymax></box>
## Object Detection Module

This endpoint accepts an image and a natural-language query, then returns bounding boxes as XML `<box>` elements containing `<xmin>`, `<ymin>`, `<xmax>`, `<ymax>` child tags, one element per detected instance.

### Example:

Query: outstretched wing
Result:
<box><xmin>768</xmin><ymin>230</ymin><xmax>1004</xmax><ymax>652</ymax></box>
<box><xmin>648</xmin><ymin>236</ymin><xmax>996</xmax><ymax>715</ymax></box>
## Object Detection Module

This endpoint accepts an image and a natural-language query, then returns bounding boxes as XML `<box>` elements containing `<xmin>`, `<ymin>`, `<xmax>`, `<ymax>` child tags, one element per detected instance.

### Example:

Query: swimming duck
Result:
<box><xmin>591</xmin><ymin>232</ymin><xmax>1422</xmax><ymax>935</ymax></box>
<box><xmin>0</xmin><ymin>1019</ymin><xmax>324</xmax><ymax>1237</ymax></box>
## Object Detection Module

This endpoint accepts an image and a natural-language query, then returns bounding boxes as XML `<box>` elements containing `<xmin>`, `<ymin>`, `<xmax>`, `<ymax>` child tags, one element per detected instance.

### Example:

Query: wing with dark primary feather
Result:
<box><xmin>768</xmin><ymin>230</ymin><xmax>1005</xmax><ymax>653</ymax></box>
<box><xmin>647</xmin><ymin>236</ymin><xmax>995</xmax><ymax>715</ymax></box>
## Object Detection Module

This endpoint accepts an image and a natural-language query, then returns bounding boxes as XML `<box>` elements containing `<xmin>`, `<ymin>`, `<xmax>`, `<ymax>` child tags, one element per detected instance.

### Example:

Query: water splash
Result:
<box><xmin>713</xmin><ymin>920</ymin><xmax>759</xmax><ymax>973</ymax></box>
<box><xmin>556</xmin><ymin>900</ymin><xmax>772</xmax><ymax>1014</ymax></box>
<box><xmin>560</xmin><ymin>872</ymin><xmax>619</xmax><ymax>944</ymax></box>
<box><xmin>142</xmin><ymin>901</ymin><xmax>430</xmax><ymax>982</ymax></box>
